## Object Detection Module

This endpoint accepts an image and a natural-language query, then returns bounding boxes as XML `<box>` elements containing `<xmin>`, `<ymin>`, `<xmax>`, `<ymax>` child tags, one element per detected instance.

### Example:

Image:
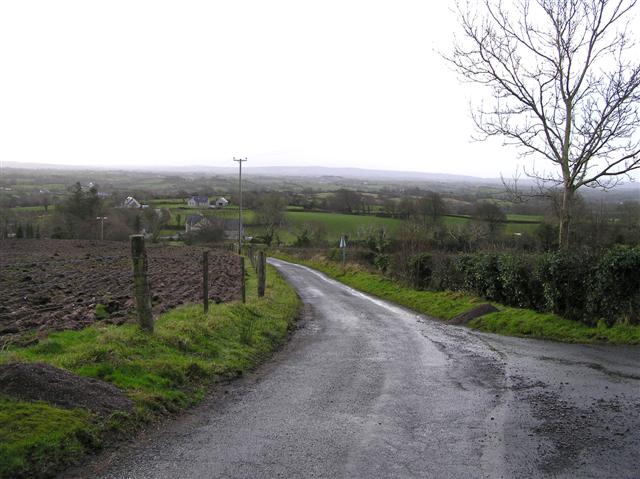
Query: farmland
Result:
<box><xmin>0</xmin><ymin>240</ymin><xmax>241</xmax><ymax>346</ymax></box>
<box><xmin>247</xmin><ymin>211</ymin><xmax>542</xmax><ymax>243</ymax></box>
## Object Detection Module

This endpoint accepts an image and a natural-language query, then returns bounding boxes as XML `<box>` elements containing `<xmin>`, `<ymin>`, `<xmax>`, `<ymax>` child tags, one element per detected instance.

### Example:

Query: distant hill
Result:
<box><xmin>3</xmin><ymin>161</ymin><xmax>499</xmax><ymax>182</ymax></box>
<box><xmin>3</xmin><ymin>161</ymin><xmax>638</xmax><ymax>192</ymax></box>
<box><xmin>187</xmin><ymin>166</ymin><xmax>495</xmax><ymax>183</ymax></box>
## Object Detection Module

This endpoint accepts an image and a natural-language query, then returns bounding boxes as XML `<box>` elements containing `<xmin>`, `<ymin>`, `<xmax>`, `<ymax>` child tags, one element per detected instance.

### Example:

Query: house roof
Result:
<box><xmin>189</xmin><ymin>196</ymin><xmax>209</xmax><ymax>203</ymax></box>
<box><xmin>185</xmin><ymin>214</ymin><xmax>205</xmax><ymax>225</ymax></box>
<box><xmin>216</xmin><ymin>197</ymin><xmax>229</xmax><ymax>203</ymax></box>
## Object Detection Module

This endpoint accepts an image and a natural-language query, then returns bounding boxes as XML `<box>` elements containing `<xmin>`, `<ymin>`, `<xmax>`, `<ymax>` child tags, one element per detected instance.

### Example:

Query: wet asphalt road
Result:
<box><xmin>81</xmin><ymin>259</ymin><xmax>640</xmax><ymax>479</ymax></box>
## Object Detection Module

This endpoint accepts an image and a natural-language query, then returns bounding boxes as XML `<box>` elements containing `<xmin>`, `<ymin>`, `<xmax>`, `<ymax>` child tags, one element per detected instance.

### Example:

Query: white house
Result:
<box><xmin>185</xmin><ymin>215</ymin><xmax>208</xmax><ymax>233</ymax></box>
<box><xmin>215</xmin><ymin>197</ymin><xmax>229</xmax><ymax>208</ymax></box>
<box><xmin>187</xmin><ymin>196</ymin><xmax>210</xmax><ymax>208</ymax></box>
<box><xmin>123</xmin><ymin>196</ymin><xmax>142</xmax><ymax>208</ymax></box>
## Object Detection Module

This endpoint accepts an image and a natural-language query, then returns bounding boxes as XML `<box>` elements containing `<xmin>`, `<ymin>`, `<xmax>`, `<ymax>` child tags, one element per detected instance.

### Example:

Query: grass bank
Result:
<box><xmin>273</xmin><ymin>253</ymin><xmax>640</xmax><ymax>345</ymax></box>
<box><xmin>0</xmin><ymin>263</ymin><xmax>300</xmax><ymax>479</ymax></box>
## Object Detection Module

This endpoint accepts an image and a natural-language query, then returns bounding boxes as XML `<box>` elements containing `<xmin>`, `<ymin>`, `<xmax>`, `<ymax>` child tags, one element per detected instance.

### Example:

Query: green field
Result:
<box><xmin>6</xmin><ymin>195</ymin><xmax>543</xmax><ymax>241</ymax></box>
<box><xmin>506</xmin><ymin>214</ymin><xmax>544</xmax><ymax>222</ymax></box>
<box><xmin>284</xmin><ymin>211</ymin><xmax>404</xmax><ymax>239</ymax></box>
<box><xmin>440</xmin><ymin>214</ymin><xmax>542</xmax><ymax>234</ymax></box>
<box><xmin>243</xmin><ymin>210</ymin><xmax>543</xmax><ymax>245</ymax></box>
<box><xmin>9</xmin><ymin>205</ymin><xmax>55</xmax><ymax>212</ymax></box>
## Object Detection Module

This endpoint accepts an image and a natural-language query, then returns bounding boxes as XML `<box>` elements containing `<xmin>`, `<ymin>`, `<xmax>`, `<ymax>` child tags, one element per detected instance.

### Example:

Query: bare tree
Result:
<box><xmin>256</xmin><ymin>192</ymin><xmax>287</xmax><ymax>246</ymax></box>
<box><xmin>447</xmin><ymin>0</ymin><xmax>640</xmax><ymax>247</ymax></box>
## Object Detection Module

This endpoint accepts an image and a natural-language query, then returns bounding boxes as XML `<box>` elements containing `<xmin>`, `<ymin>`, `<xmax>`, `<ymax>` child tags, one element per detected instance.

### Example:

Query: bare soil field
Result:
<box><xmin>0</xmin><ymin>239</ymin><xmax>241</xmax><ymax>346</ymax></box>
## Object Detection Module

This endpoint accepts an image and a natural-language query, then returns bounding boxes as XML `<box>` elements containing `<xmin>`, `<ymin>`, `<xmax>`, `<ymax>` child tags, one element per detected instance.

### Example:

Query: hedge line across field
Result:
<box><xmin>405</xmin><ymin>246</ymin><xmax>640</xmax><ymax>326</ymax></box>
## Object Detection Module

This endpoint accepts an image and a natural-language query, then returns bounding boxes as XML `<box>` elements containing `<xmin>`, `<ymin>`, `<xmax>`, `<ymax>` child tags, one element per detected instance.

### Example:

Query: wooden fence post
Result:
<box><xmin>203</xmin><ymin>250</ymin><xmax>209</xmax><ymax>313</ymax></box>
<box><xmin>257</xmin><ymin>250</ymin><xmax>266</xmax><ymax>297</ymax></box>
<box><xmin>248</xmin><ymin>245</ymin><xmax>256</xmax><ymax>271</ymax></box>
<box><xmin>240</xmin><ymin>255</ymin><xmax>246</xmax><ymax>303</ymax></box>
<box><xmin>130</xmin><ymin>235</ymin><xmax>154</xmax><ymax>332</ymax></box>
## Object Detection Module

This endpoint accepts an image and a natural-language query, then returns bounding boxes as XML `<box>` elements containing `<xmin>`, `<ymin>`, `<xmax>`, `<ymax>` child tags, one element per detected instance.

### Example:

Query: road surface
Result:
<box><xmin>79</xmin><ymin>259</ymin><xmax>640</xmax><ymax>478</ymax></box>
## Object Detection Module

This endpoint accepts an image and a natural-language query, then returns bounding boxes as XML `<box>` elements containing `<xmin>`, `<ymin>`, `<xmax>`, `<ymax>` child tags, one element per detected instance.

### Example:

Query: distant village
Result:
<box><xmin>121</xmin><ymin>194</ymin><xmax>239</xmax><ymax>241</ymax></box>
<box><xmin>122</xmin><ymin>195</ymin><xmax>229</xmax><ymax>210</ymax></box>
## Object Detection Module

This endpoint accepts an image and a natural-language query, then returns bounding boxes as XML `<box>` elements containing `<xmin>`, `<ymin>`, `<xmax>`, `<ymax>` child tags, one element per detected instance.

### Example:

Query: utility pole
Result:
<box><xmin>96</xmin><ymin>216</ymin><xmax>108</xmax><ymax>241</ymax></box>
<box><xmin>233</xmin><ymin>157</ymin><xmax>247</xmax><ymax>252</ymax></box>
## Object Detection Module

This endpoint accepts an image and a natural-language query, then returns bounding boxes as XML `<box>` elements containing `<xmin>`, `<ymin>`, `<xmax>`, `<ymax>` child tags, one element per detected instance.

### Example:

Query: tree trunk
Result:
<box><xmin>558</xmin><ymin>187</ymin><xmax>574</xmax><ymax>249</ymax></box>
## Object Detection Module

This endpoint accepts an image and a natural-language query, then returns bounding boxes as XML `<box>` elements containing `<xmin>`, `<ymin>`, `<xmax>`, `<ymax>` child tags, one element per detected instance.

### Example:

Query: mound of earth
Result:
<box><xmin>0</xmin><ymin>362</ymin><xmax>133</xmax><ymax>415</ymax></box>
<box><xmin>450</xmin><ymin>303</ymin><xmax>499</xmax><ymax>325</ymax></box>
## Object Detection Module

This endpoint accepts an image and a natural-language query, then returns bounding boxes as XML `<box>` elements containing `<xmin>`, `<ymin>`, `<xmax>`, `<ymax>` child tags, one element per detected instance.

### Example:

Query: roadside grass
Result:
<box><xmin>0</xmin><ymin>263</ymin><xmax>300</xmax><ymax>479</ymax></box>
<box><xmin>0</xmin><ymin>398</ymin><xmax>99</xmax><ymax>479</ymax></box>
<box><xmin>469</xmin><ymin>308</ymin><xmax>640</xmax><ymax>344</ymax></box>
<box><xmin>273</xmin><ymin>253</ymin><xmax>640</xmax><ymax>345</ymax></box>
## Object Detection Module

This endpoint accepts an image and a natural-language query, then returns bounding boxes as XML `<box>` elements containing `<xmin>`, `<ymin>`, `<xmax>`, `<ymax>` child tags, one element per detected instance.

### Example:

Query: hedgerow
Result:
<box><xmin>401</xmin><ymin>246</ymin><xmax>640</xmax><ymax>325</ymax></box>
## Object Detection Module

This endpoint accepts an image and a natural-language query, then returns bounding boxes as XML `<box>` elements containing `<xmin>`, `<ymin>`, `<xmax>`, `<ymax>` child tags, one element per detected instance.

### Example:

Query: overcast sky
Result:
<box><xmin>1</xmin><ymin>1</ymin><xmax>638</xmax><ymax>179</ymax></box>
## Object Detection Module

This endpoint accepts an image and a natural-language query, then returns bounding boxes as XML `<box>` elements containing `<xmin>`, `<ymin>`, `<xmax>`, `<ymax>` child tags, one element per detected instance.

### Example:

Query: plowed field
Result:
<box><xmin>0</xmin><ymin>240</ymin><xmax>241</xmax><ymax>345</ymax></box>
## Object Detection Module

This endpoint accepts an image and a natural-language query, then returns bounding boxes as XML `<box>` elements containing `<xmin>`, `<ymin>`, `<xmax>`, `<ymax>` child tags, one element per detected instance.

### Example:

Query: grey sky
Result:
<box><xmin>1</xmin><ymin>1</ymin><xmax>638</xmax><ymax>179</ymax></box>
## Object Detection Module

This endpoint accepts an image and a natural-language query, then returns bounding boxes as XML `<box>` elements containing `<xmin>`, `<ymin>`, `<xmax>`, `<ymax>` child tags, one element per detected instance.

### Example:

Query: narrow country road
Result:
<box><xmin>76</xmin><ymin>259</ymin><xmax>640</xmax><ymax>479</ymax></box>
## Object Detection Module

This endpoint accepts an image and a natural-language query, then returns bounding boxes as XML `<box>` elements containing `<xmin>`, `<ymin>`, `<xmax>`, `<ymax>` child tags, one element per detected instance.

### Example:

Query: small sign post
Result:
<box><xmin>339</xmin><ymin>235</ymin><xmax>346</xmax><ymax>269</ymax></box>
<box><xmin>257</xmin><ymin>250</ymin><xmax>266</xmax><ymax>297</ymax></box>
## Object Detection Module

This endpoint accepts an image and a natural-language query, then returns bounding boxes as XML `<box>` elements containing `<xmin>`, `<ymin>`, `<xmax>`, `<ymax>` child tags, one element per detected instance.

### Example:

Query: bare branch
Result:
<box><xmin>445</xmin><ymin>0</ymin><xmax>640</xmax><ymax>247</ymax></box>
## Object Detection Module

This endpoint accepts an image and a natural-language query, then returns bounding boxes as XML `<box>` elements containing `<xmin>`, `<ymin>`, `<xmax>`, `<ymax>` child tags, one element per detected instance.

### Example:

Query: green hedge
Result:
<box><xmin>403</xmin><ymin>246</ymin><xmax>640</xmax><ymax>325</ymax></box>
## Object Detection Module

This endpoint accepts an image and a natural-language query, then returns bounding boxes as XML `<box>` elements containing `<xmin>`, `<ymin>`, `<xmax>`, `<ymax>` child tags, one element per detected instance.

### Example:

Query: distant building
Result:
<box><xmin>222</xmin><ymin>218</ymin><xmax>244</xmax><ymax>240</ymax></box>
<box><xmin>123</xmin><ymin>196</ymin><xmax>142</xmax><ymax>208</ymax></box>
<box><xmin>187</xmin><ymin>196</ymin><xmax>210</xmax><ymax>208</ymax></box>
<box><xmin>185</xmin><ymin>215</ymin><xmax>209</xmax><ymax>233</ymax></box>
<box><xmin>215</xmin><ymin>197</ymin><xmax>229</xmax><ymax>208</ymax></box>
<box><xmin>184</xmin><ymin>215</ymin><xmax>244</xmax><ymax>240</ymax></box>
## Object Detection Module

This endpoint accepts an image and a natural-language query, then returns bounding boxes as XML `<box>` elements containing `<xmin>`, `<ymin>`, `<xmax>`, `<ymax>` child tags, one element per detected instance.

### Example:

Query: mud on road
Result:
<box><xmin>0</xmin><ymin>239</ymin><xmax>241</xmax><ymax>345</ymax></box>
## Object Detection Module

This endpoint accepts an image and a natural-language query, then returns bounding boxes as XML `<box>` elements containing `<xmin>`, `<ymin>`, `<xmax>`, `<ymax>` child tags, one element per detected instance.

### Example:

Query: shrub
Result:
<box><xmin>387</xmin><ymin>246</ymin><xmax>638</xmax><ymax>326</ymax></box>
<box><xmin>588</xmin><ymin>246</ymin><xmax>640</xmax><ymax>325</ymax></box>
<box><xmin>536</xmin><ymin>251</ymin><xmax>593</xmax><ymax>322</ymax></box>
<box><xmin>430</xmin><ymin>254</ymin><xmax>461</xmax><ymax>291</ymax></box>
<box><xmin>373</xmin><ymin>254</ymin><xmax>391</xmax><ymax>274</ymax></box>
<box><xmin>497</xmin><ymin>254</ymin><xmax>542</xmax><ymax>309</ymax></box>
<box><xmin>407</xmin><ymin>253</ymin><xmax>432</xmax><ymax>290</ymax></box>
<box><xmin>457</xmin><ymin>253</ymin><xmax>502</xmax><ymax>301</ymax></box>
<box><xmin>94</xmin><ymin>303</ymin><xmax>109</xmax><ymax>319</ymax></box>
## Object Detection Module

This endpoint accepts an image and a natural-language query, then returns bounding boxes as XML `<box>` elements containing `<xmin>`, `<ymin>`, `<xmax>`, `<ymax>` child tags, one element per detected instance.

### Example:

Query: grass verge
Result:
<box><xmin>273</xmin><ymin>253</ymin><xmax>640</xmax><ymax>345</ymax></box>
<box><xmin>0</xmin><ymin>263</ymin><xmax>300</xmax><ymax>479</ymax></box>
